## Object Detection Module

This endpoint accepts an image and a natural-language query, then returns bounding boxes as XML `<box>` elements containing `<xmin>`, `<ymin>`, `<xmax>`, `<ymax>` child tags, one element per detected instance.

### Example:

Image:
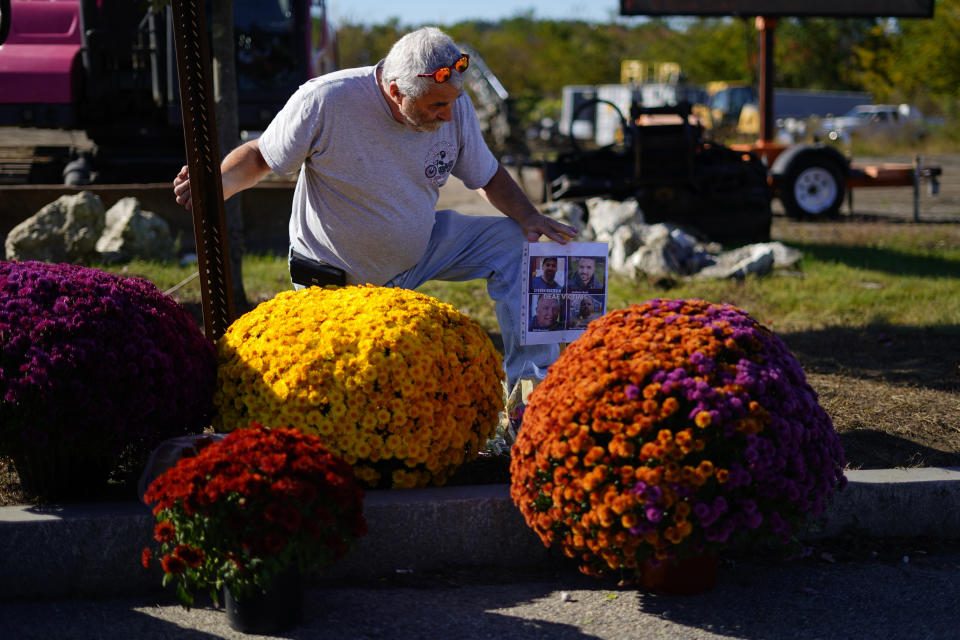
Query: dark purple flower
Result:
<box><xmin>646</xmin><ymin>485</ymin><xmax>663</xmax><ymax>502</ymax></box>
<box><xmin>712</xmin><ymin>496</ymin><xmax>728</xmax><ymax>516</ymax></box>
<box><xmin>693</xmin><ymin>502</ymin><xmax>712</xmax><ymax>522</ymax></box>
<box><xmin>0</xmin><ymin>261</ymin><xmax>217</xmax><ymax>499</ymax></box>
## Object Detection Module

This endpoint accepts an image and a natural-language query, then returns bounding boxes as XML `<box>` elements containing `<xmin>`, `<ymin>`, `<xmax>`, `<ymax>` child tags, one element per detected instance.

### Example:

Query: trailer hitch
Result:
<box><xmin>913</xmin><ymin>155</ymin><xmax>942</xmax><ymax>222</ymax></box>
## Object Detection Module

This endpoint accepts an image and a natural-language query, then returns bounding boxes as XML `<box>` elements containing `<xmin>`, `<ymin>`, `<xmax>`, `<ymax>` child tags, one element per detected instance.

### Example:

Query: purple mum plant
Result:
<box><xmin>0</xmin><ymin>261</ymin><xmax>216</xmax><ymax>500</ymax></box>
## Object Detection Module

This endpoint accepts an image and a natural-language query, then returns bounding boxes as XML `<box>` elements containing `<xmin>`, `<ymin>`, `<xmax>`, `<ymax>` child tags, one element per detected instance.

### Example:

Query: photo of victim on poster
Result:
<box><xmin>521</xmin><ymin>241</ymin><xmax>609</xmax><ymax>345</ymax></box>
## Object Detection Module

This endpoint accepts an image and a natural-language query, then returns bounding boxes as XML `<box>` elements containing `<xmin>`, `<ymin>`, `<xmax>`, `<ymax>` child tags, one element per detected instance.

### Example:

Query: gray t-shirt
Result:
<box><xmin>258</xmin><ymin>64</ymin><xmax>499</xmax><ymax>285</ymax></box>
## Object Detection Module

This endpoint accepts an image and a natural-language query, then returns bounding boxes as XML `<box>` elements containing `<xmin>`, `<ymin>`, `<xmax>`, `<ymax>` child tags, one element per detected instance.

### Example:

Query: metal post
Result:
<box><xmin>756</xmin><ymin>16</ymin><xmax>777</xmax><ymax>145</ymax></box>
<box><xmin>168</xmin><ymin>0</ymin><xmax>235</xmax><ymax>340</ymax></box>
<box><xmin>913</xmin><ymin>155</ymin><xmax>920</xmax><ymax>222</ymax></box>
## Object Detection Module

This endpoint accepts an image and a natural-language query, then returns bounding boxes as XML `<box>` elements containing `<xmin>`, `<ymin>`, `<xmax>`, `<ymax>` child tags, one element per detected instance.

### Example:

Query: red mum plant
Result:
<box><xmin>142</xmin><ymin>424</ymin><xmax>367</xmax><ymax>606</ymax></box>
<box><xmin>510</xmin><ymin>299</ymin><xmax>846</xmax><ymax>582</ymax></box>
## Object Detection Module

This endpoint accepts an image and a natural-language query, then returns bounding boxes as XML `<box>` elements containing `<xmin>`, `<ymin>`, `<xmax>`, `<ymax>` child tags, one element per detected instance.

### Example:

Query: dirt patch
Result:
<box><xmin>809</xmin><ymin>372</ymin><xmax>960</xmax><ymax>469</ymax></box>
<box><xmin>775</xmin><ymin>218</ymin><xmax>960</xmax><ymax>469</ymax></box>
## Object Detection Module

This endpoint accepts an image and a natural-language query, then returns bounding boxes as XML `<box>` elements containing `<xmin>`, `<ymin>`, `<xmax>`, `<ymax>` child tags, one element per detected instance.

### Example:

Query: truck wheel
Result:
<box><xmin>780</xmin><ymin>155</ymin><xmax>845</xmax><ymax>219</ymax></box>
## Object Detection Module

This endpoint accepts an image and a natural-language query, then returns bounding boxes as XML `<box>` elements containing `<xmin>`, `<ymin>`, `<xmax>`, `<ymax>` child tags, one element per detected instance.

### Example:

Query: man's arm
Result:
<box><xmin>173</xmin><ymin>139</ymin><xmax>273</xmax><ymax>212</ymax></box>
<box><xmin>478</xmin><ymin>165</ymin><xmax>577</xmax><ymax>243</ymax></box>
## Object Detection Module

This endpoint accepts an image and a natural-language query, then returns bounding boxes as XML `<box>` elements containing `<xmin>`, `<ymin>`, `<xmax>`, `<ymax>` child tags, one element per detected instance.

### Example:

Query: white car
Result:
<box><xmin>821</xmin><ymin>104</ymin><xmax>927</xmax><ymax>143</ymax></box>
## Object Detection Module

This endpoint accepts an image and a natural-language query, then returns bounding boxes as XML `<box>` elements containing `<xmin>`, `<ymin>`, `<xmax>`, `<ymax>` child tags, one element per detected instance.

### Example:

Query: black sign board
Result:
<box><xmin>619</xmin><ymin>0</ymin><xmax>935</xmax><ymax>18</ymax></box>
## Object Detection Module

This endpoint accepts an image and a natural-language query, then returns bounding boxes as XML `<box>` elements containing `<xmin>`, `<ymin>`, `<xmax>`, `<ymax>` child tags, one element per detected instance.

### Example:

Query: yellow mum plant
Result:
<box><xmin>213</xmin><ymin>286</ymin><xmax>505</xmax><ymax>489</ymax></box>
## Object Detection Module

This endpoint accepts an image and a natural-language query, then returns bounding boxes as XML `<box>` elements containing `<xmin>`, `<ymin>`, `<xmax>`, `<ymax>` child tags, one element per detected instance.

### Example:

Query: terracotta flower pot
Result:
<box><xmin>638</xmin><ymin>554</ymin><xmax>718</xmax><ymax>595</ymax></box>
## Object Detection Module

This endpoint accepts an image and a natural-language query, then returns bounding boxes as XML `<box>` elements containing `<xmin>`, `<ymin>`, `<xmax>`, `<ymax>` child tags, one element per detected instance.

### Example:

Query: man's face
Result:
<box><xmin>541</xmin><ymin>259</ymin><xmax>558</xmax><ymax>282</ymax></box>
<box><xmin>579</xmin><ymin>297</ymin><xmax>594</xmax><ymax>317</ymax></box>
<box><xmin>577</xmin><ymin>258</ymin><xmax>596</xmax><ymax>284</ymax></box>
<box><xmin>535</xmin><ymin>297</ymin><xmax>559</xmax><ymax>327</ymax></box>
<box><xmin>399</xmin><ymin>82</ymin><xmax>460</xmax><ymax>132</ymax></box>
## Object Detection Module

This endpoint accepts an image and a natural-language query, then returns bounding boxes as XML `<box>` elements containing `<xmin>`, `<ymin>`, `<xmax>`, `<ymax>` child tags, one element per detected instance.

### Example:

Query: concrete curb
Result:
<box><xmin>2</xmin><ymin>468</ymin><xmax>959</xmax><ymax>600</ymax></box>
<box><xmin>815</xmin><ymin>467</ymin><xmax>960</xmax><ymax>537</ymax></box>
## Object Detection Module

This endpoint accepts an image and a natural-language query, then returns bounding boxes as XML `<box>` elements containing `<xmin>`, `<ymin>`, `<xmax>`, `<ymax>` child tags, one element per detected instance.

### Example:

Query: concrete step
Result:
<box><xmin>2</xmin><ymin>469</ymin><xmax>959</xmax><ymax>600</ymax></box>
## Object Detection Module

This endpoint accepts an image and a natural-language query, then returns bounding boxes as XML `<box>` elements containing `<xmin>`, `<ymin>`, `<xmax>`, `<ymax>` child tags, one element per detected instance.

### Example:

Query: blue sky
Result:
<box><xmin>329</xmin><ymin>1</ymin><xmax>633</xmax><ymax>27</ymax></box>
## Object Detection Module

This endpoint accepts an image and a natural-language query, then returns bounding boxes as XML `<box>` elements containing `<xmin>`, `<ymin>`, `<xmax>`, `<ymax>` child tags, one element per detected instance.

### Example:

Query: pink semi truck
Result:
<box><xmin>0</xmin><ymin>0</ymin><xmax>81</xmax><ymax>116</ymax></box>
<box><xmin>0</xmin><ymin>0</ymin><xmax>337</xmax><ymax>183</ymax></box>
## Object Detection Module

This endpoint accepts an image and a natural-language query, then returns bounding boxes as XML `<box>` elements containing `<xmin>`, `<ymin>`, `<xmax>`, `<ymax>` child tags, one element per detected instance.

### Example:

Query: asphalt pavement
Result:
<box><xmin>3</xmin><ymin>546</ymin><xmax>960</xmax><ymax>640</ymax></box>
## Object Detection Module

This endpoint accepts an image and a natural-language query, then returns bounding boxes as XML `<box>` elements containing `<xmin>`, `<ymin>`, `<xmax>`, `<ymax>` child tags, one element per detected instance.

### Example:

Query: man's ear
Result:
<box><xmin>388</xmin><ymin>82</ymin><xmax>404</xmax><ymax>104</ymax></box>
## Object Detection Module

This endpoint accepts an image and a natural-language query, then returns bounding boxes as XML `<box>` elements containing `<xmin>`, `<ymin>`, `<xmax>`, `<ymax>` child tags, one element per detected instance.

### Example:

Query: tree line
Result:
<box><xmin>335</xmin><ymin>1</ymin><xmax>960</xmax><ymax>127</ymax></box>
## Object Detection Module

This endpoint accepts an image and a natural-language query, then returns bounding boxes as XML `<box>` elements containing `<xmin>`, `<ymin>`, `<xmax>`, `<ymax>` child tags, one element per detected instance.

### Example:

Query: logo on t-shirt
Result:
<box><xmin>424</xmin><ymin>141</ymin><xmax>457</xmax><ymax>186</ymax></box>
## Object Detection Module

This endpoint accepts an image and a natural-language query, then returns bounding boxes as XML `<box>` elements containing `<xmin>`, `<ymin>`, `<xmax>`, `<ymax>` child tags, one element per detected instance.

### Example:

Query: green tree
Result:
<box><xmin>894</xmin><ymin>0</ymin><xmax>960</xmax><ymax>117</ymax></box>
<box><xmin>774</xmin><ymin>17</ymin><xmax>877</xmax><ymax>90</ymax></box>
<box><xmin>850</xmin><ymin>22</ymin><xmax>901</xmax><ymax>103</ymax></box>
<box><xmin>335</xmin><ymin>19</ymin><xmax>405</xmax><ymax>67</ymax></box>
<box><xmin>681</xmin><ymin>18</ymin><xmax>754</xmax><ymax>85</ymax></box>
<box><xmin>333</xmin><ymin>9</ymin><xmax>953</xmax><ymax>129</ymax></box>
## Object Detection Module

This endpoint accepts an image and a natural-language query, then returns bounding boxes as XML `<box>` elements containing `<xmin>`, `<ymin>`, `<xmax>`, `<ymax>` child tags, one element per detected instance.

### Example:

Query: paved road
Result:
<box><xmin>3</xmin><ymin>548</ymin><xmax>959</xmax><ymax>640</ymax></box>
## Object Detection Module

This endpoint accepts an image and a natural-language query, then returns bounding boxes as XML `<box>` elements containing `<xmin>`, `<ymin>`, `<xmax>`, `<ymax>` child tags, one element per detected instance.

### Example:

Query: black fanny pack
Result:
<box><xmin>289</xmin><ymin>250</ymin><xmax>347</xmax><ymax>287</ymax></box>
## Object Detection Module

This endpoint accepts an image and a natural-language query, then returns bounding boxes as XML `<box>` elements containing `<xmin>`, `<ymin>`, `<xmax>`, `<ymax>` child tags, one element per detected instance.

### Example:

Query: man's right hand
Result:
<box><xmin>173</xmin><ymin>165</ymin><xmax>192</xmax><ymax>212</ymax></box>
<box><xmin>173</xmin><ymin>140</ymin><xmax>272</xmax><ymax>212</ymax></box>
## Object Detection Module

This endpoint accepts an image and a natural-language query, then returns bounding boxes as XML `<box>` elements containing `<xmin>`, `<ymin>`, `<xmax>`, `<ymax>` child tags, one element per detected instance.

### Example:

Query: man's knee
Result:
<box><xmin>489</xmin><ymin>217</ymin><xmax>525</xmax><ymax>256</ymax></box>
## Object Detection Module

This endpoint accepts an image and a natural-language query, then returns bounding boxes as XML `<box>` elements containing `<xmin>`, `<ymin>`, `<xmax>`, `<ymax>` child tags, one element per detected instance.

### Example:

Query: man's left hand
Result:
<box><xmin>479</xmin><ymin>165</ymin><xmax>578</xmax><ymax>243</ymax></box>
<box><xmin>520</xmin><ymin>212</ymin><xmax>578</xmax><ymax>244</ymax></box>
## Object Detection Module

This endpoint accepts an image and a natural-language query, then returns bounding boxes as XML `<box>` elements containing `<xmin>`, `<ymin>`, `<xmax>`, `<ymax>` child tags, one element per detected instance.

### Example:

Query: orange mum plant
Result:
<box><xmin>510</xmin><ymin>299</ymin><xmax>846</xmax><ymax>579</ymax></box>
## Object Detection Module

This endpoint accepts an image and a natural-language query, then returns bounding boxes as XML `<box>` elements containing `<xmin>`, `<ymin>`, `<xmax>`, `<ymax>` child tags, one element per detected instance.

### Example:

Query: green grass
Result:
<box><xmin>96</xmin><ymin>220</ymin><xmax>960</xmax><ymax>338</ymax></box>
<box><xmin>846</xmin><ymin>126</ymin><xmax>960</xmax><ymax>157</ymax></box>
<box><xmin>96</xmin><ymin>254</ymin><xmax>295</xmax><ymax>300</ymax></box>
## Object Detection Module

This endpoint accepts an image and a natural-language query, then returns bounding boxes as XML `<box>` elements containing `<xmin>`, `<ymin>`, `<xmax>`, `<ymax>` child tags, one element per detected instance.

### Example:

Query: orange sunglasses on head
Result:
<box><xmin>417</xmin><ymin>53</ymin><xmax>469</xmax><ymax>83</ymax></box>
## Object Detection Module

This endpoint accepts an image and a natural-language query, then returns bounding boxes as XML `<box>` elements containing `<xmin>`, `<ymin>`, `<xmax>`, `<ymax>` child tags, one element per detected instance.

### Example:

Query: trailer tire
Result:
<box><xmin>780</xmin><ymin>154</ymin><xmax>844</xmax><ymax>219</ymax></box>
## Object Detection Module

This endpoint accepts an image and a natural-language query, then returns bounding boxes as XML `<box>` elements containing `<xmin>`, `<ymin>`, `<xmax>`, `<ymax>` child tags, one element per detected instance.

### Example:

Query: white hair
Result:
<box><xmin>382</xmin><ymin>27</ymin><xmax>464</xmax><ymax>99</ymax></box>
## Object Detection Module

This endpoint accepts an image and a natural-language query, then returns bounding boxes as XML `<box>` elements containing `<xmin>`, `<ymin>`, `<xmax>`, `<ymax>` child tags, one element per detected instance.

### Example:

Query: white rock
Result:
<box><xmin>585</xmin><ymin>197</ymin><xmax>643</xmax><ymax>241</ymax></box>
<box><xmin>4</xmin><ymin>192</ymin><xmax>105</xmax><ymax>263</ymax></box>
<box><xmin>96</xmin><ymin>197</ymin><xmax>176</xmax><ymax>263</ymax></box>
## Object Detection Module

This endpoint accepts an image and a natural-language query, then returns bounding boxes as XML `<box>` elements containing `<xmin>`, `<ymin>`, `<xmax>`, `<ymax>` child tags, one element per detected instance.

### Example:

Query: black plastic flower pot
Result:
<box><xmin>224</xmin><ymin>570</ymin><xmax>303</xmax><ymax>635</ymax></box>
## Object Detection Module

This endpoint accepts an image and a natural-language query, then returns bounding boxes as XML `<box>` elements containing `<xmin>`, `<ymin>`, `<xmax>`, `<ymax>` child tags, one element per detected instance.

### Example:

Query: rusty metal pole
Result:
<box><xmin>756</xmin><ymin>16</ymin><xmax>777</xmax><ymax>145</ymax></box>
<box><xmin>169</xmin><ymin>0</ymin><xmax>235</xmax><ymax>340</ymax></box>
